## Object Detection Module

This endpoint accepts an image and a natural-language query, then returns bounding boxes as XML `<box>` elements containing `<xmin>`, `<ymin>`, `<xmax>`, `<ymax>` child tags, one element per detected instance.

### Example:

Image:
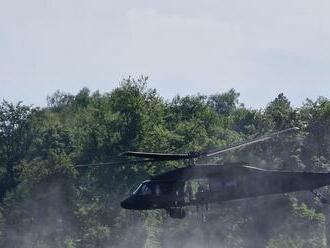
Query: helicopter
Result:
<box><xmin>77</xmin><ymin>127</ymin><xmax>330</xmax><ymax>219</ymax></box>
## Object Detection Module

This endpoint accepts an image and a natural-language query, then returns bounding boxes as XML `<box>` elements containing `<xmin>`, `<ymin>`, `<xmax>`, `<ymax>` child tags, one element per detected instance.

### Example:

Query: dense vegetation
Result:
<box><xmin>0</xmin><ymin>77</ymin><xmax>329</xmax><ymax>248</ymax></box>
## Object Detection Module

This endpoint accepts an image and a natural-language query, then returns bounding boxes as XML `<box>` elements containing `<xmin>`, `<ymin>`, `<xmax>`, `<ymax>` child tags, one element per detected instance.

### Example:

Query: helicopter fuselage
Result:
<box><xmin>120</xmin><ymin>164</ymin><xmax>330</xmax><ymax>211</ymax></box>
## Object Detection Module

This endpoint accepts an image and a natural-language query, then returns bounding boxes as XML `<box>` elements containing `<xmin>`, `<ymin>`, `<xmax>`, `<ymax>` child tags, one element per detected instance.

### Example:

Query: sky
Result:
<box><xmin>0</xmin><ymin>0</ymin><xmax>329</xmax><ymax>109</ymax></box>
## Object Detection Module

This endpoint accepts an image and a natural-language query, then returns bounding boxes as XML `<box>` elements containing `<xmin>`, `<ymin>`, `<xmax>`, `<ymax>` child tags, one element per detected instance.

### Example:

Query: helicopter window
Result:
<box><xmin>132</xmin><ymin>181</ymin><xmax>173</xmax><ymax>196</ymax></box>
<box><xmin>133</xmin><ymin>182</ymin><xmax>152</xmax><ymax>196</ymax></box>
<box><xmin>140</xmin><ymin>185</ymin><xmax>152</xmax><ymax>195</ymax></box>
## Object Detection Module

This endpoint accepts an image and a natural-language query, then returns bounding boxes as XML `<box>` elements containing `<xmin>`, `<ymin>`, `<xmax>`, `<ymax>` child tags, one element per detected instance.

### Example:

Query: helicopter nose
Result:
<box><xmin>120</xmin><ymin>198</ymin><xmax>133</xmax><ymax>209</ymax></box>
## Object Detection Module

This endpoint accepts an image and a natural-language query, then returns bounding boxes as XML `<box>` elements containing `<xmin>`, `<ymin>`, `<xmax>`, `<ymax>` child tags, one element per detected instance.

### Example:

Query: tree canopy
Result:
<box><xmin>0</xmin><ymin>78</ymin><xmax>329</xmax><ymax>248</ymax></box>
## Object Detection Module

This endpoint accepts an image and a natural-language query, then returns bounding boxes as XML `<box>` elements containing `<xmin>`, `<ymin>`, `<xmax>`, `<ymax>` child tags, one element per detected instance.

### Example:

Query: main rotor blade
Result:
<box><xmin>204</xmin><ymin>127</ymin><xmax>299</xmax><ymax>157</ymax></box>
<box><xmin>121</xmin><ymin>151</ymin><xmax>195</xmax><ymax>160</ymax></box>
<box><xmin>112</xmin><ymin>127</ymin><xmax>299</xmax><ymax>163</ymax></box>
<box><xmin>75</xmin><ymin>158</ymin><xmax>158</xmax><ymax>168</ymax></box>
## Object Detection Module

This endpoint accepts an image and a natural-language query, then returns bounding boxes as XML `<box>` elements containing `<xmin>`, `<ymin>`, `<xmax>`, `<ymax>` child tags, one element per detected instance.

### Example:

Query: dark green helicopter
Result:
<box><xmin>78</xmin><ymin>127</ymin><xmax>330</xmax><ymax>219</ymax></box>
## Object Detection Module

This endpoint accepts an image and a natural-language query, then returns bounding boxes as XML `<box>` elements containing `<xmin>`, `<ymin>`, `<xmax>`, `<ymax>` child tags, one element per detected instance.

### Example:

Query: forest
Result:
<box><xmin>0</xmin><ymin>77</ymin><xmax>329</xmax><ymax>248</ymax></box>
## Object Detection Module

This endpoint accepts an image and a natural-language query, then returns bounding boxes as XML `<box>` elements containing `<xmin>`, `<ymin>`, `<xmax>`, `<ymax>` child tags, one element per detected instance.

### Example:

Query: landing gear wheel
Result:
<box><xmin>168</xmin><ymin>208</ymin><xmax>186</xmax><ymax>219</ymax></box>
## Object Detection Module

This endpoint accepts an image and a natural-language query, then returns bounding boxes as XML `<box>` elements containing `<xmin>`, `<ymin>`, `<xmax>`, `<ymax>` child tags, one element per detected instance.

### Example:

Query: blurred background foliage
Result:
<box><xmin>0</xmin><ymin>77</ymin><xmax>329</xmax><ymax>247</ymax></box>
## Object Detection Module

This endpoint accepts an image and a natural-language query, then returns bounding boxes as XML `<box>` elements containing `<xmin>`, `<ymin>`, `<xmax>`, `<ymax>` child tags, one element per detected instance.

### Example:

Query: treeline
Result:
<box><xmin>0</xmin><ymin>77</ymin><xmax>329</xmax><ymax>247</ymax></box>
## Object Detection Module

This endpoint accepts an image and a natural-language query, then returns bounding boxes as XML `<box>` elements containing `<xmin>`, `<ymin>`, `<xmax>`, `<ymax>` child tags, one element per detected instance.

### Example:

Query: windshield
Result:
<box><xmin>132</xmin><ymin>181</ymin><xmax>174</xmax><ymax>196</ymax></box>
<box><xmin>133</xmin><ymin>181</ymin><xmax>152</xmax><ymax>196</ymax></box>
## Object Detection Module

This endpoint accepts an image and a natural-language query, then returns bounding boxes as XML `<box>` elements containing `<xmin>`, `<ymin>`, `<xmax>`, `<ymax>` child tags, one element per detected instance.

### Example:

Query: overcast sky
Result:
<box><xmin>1</xmin><ymin>0</ymin><xmax>329</xmax><ymax>108</ymax></box>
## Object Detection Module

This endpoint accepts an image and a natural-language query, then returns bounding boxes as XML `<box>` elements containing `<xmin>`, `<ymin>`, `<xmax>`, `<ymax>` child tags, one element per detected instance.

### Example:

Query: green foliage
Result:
<box><xmin>0</xmin><ymin>79</ymin><xmax>329</xmax><ymax>247</ymax></box>
<box><xmin>292</xmin><ymin>200</ymin><xmax>325</xmax><ymax>223</ymax></box>
<box><xmin>266</xmin><ymin>236</ymin><xmax>305</xmax><ymax>248</ymax></box>
<box><xmin>265</xmin><ymin>93</ymin><xmax>296</xmax><ymax>129</ymax></box>
<box><xmin>208</xmin><ymin>88</ymin><xmax>240</xmax><ymax>116</ymax></box>
<box><xmin>0</xmin><ymin>100</ymin><xmax>36</xmax><ymax>200</ymax></box>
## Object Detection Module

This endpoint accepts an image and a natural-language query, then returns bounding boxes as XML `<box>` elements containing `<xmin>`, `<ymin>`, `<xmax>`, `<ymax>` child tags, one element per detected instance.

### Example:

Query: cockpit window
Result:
<box><xmin>132</xmin><ymin>181</ymin><xmax>173</xmax><ymax>196</ymax></box>
<box><xmin>133</xmin><ymin>182</ymin><xmax>152</xmax><ymax>196</ymax></box>
<box><xmin>140</xmin><ymin>184</ymin><xmax>152</xmax><ymax>195</ymax></box>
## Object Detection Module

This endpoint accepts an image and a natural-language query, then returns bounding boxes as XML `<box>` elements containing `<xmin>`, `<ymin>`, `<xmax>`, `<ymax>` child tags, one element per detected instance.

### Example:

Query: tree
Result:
<box><xmin>0</xmin><ymin>101</ymin><xmax>35</xmax><ymax>201</ymax></box>
<box><xmin>207</xmin><ymin>88</ymin><xmax>240</xmax><ymax>116</ymax></box>
<box><xmin>0</xmin><ymin>81</ymin><xmax>329</xmax><ymax>248</ymax></box>
<box><xmin>47</xmin><ymin>90</ymin><xmax>74</xmax><ymax>110</ymax></box>
<box><xmin>265</xmin><ymin>93</ymin><xmax>296</xmax><ymax>130</ymax></box>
